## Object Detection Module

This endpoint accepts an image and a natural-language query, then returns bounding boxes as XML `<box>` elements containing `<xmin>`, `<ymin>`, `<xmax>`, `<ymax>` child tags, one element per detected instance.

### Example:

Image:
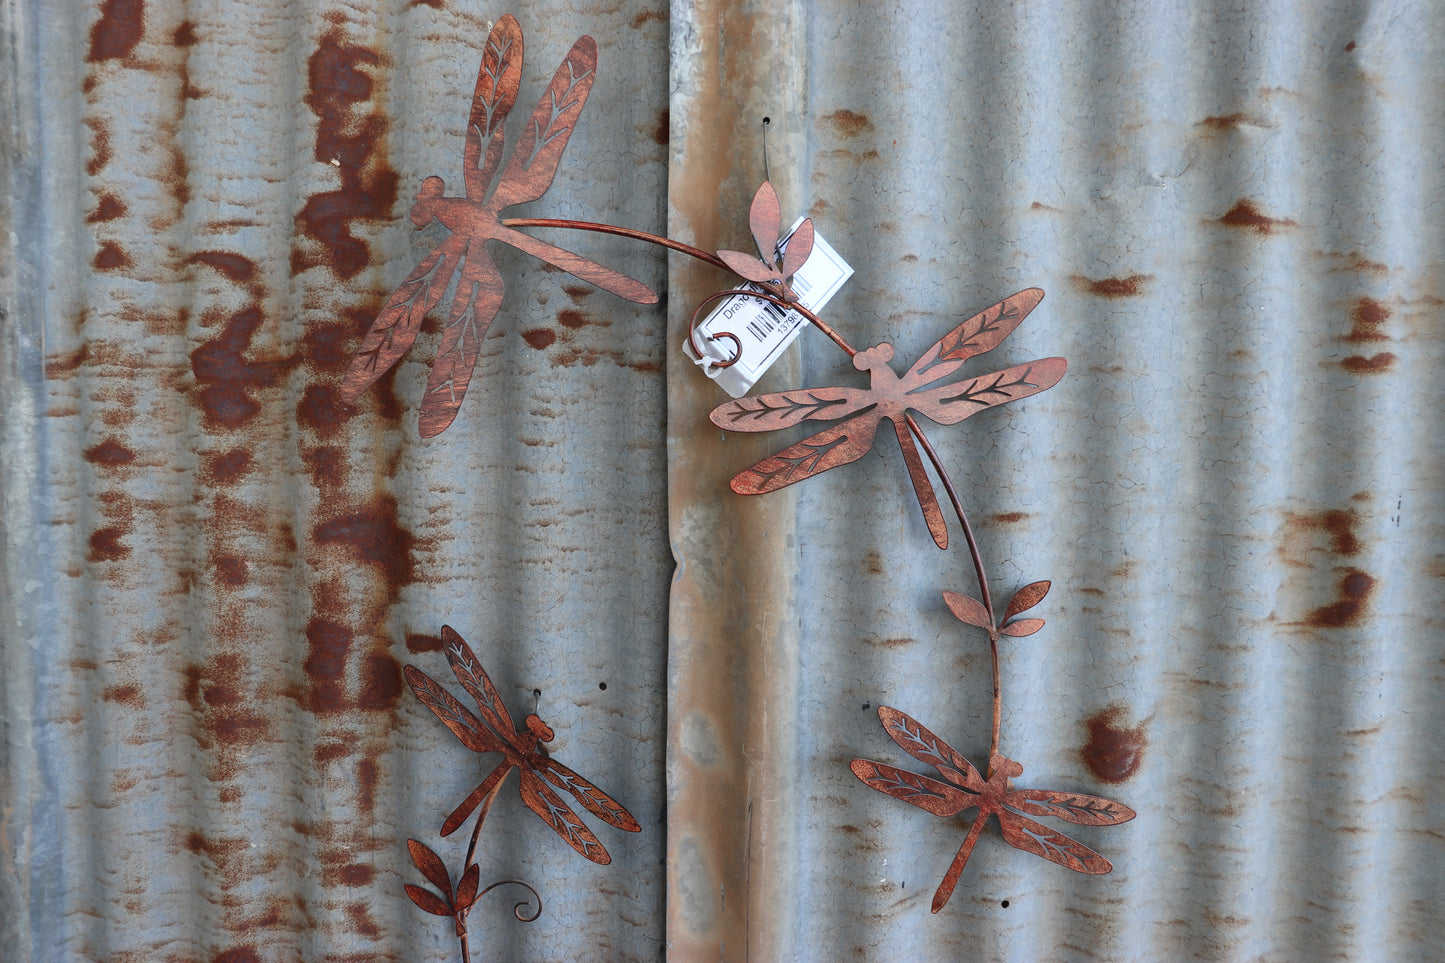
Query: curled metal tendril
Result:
<box><xmin>687</xmin><ymin>287</ymin><xmax>802</xmax><ymax>371</ymax></box>
<box><xmin>478</xmin><ymin>878</ymin><xmax>543</xmax><ymax>923</ymax></box>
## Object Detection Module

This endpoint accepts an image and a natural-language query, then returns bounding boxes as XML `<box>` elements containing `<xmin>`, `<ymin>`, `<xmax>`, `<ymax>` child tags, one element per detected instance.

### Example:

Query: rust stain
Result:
<box><xmin>172</xmin><ymin>19</ymin><xmax>197</xmax><ymax>46</ymax></box>
<box><xmin>522</xmin><ymin>328</ymin><xmax>557</xmax><ymax>350</ymax></box>
<box><xmin>632</xmin><ymin>9</ymin><xmax>667</xmax><ymax>28</ymax></box>
<box><xmin>87</xmin><ymin>193</ymin><xmax>127</xmax><ymax>223</ymax></box>
<box><xmin>406</xmin><ymin>632</ymin><xmax>444</xmax><ymax>653</ymax></box>
<box><xmin>190</xmin><ymin>306</ymin><xmax>288</xmax><ymax>429</ymax></box>
<box><xmin>1341</xmin><ymin>352</ymin><xmax>1396</xmax><ymax>374</ymax></box>
<box><xmin>103</xmin><ymin>683</ymin><xmax>144</xmax><ymax>707</ymax></box>
<box><xmin>304</xmin><ymin>618</ymin><xmax>352</xmax><ymax>714</ymax></box>
<box><xmin>213</xmin><ymin>556</ymin><xmax>248</xmax><ymax>588</ymax></box>
<box><xmin>652</xmin><ymin>107</ymin><xmax>670</xmax><ymax>145</ymax></box>
<box><xmin>203</xmin><ymin>449</ymin><xmax>252</xmax><ymax>485</ymax></box>
<box><xmin>1198</xmin><ymin>112</ymin><xmax>1249</xmax><ymax>130</ymax></box>
<box><xmin>296</xmin><ymin>384</ymin><xmax>352</xmax><ymax>438</ymax></box>
<box><xmin>557</xmin><ymin>309</ymin><xmax>595</xmax><ymax>329</ymax></box>
<box><xmin>93</xmin><ymin>241</ymin><xmax>133</xmax><ymax>272</ymax></box>
<box><xmin>1345</xmin><ymin>41</ymin><xmax>1357</xmax><ymax>52</ymax></box>
<box><xmin>312</xmin><ymin>495</ymin><xmax>417</xmax><ymax>594</ymax></box>
<box><xmin>293</xmin><ymin>29</ymin><xmax>397</xmax><ymax>281</ymax></box>
<box><xmin>1081</xmin><ymin>705</ymin><xmax>1147</xmax><ymax>784</ymax></box>
<box><xmin>302</xmin><ymin>446</ymin><xmax>346</xmax><ymax>492</ymax></box>
<box><xmin>562</xmin><ymin>284</ymin><xmax>593</xmax><ymax>301</ymax></box>
<box><xmin>88</xmin><ymin>526</ymin><xmax>131</xmax><ymax>561</ymax></box>
<box><xmin>213</xmin><ymin>947</ymin><xmax>262</xmax><ymax>963</ymax></box>
<box><xmin>1302</xmin><ymin>569</ymin><xmax>1376</xmax><ymax>628</ymax></box>
<box><xmin>1346</xmin><ymin>296</ymin><xmax>1392</xmax><ymax>341</ymax></box>
<box><xmin>45</xmin><ymin>344</ymin><xmax>90</xmax><ymax>378</ymax></box>
<box><xmin>824</xmin><ymin>109</ymin><xmax>874</xmax><ymax>138</ymax></box>
<box><xmin>314</xmin><ymin>740</ymin><xmax>353</xmax><ymax>765</ymax></box>
<box><xmin>346</xmin><ymin>904</ymin><xmax>381</xmax><ymax>940</ymax></box>
<box><xmin>357</xmin><ymin>754</ymin><xmax>380</xmax><ymax>813</ymax></box>
<box><xmin>1072</xmin><ymin>274</ymin><xmax>1149</xmax><ymax>298</ymax></box>
<box><xmin>864</xmin><ymin>550</ymin><xmax>883</xmax><ymax>574</ymax></box>
<box><xmin>992</xmin><ymin>511</ymin><xmax>1028</xmax><ymax>523</ymax></box>
<box><xmin>87</xmin><ymin>0</ymin><xmax>144</xmax><ymax>62</ymax></box>
<box><xmin>1319</xmin><ymin>251</ymin><xmax>1388</xmax><ymax>275</ymax></box>
<box><xmin>187</xmin><ymin>251</ymin><xmax>257</xmax><ymax>284</ymax></box>
<box><xmin>1282</xmin><ymin>509</ymin><xmax>1362</xmax><ymax>559</ymax></box>
<box><xmin>302</xmin><ymin>322</ymin><xmax>353</xmax><ymax>371</ymax></box>
<box><xmin>84</xmin><ymin>439</ymin><xmax>136</xmax><ymax>467</ymax></box>
<box><xmin>1216</xmin><ymin>198</ymin><xmax>1297</xmax><ymax>234</ymax></box>
<box><xmin>86</xmin><ymin>119</ymin><xmax>112</xmax><ymax>176</ymax></box>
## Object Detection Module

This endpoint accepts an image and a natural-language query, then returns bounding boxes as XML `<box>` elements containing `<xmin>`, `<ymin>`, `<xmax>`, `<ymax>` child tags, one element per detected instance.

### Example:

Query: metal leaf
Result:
<box><xmin>1000</xmin><ymin>618</ymin><xmax>1045</xmax><ymax>637</ymax></box>
<box><xmin>1003</xmin><ymin>580</ymin><xmax>1051</xmax><ymax>621</ymax></box>
<box><xmin>943</xmin><ymin>590</ymin><xmax>992</xmax><ymax>630</ymax></box>
<box><xmin>405</xmin><ymin>884</ymin><xmax>454</xmax><ymax>917</ymax></box>
<box><xmin>407</xmin><ymin>838</ymin><xmax>453</xmax><ymax>897</ymax></box>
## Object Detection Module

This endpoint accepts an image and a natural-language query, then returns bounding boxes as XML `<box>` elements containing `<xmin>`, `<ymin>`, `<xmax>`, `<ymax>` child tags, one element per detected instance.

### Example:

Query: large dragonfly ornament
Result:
<box><xmin>709</xmin><ymin>289</ymin><xmax>1065</xmax><ymax>549</ymax></box>
<box><xmin>341</xmin><ymin>15</ymin><xmax>658</xmax><ymax>437</ymax></box>
<box><xmin>851</xmin><ymin>706</ymin><xmax>1135</xmax><ymax>913</ymax></box>
<box><xmin>404</xmin><ymin>626</ymin><xmax>640</xmax><ymax>864</ymax></box>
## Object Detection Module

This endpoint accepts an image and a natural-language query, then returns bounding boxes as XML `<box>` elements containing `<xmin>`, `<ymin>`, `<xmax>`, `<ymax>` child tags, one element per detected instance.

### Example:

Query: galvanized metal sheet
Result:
<box><xmin>4</xmin><ymin>0</ymin><xmax>1444</xmax><ymax>961</ymax></box>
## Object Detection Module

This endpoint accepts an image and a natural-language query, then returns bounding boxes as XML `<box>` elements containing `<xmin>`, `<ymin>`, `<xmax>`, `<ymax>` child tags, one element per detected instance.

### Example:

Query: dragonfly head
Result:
<box><xmin>524</xmin><ymin>714</ymin><xmax>555</xmax><ymax>746</ymax></box>
<box><xmin>410</xmin><ymin>176</ymin><xmax>446</xmax><ymax>227</ymax></box>
<box><xmin>853</xmin><ymin>342</ymin><xmax>895</xmax><ymax>373</ymax></box>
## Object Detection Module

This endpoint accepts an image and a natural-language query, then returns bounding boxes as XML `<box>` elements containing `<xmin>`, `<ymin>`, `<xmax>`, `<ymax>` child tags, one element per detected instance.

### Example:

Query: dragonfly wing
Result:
<box><xmin>892</xmin><ymin>419</ymin><xmax>948</xmax><ymax>549</ymax></box>
<box><xmin>910</xmin><ymin>357</ymin><xmax>1067</xmax><ymax>427</ymax></box>
<box><xmin>905</xmin><ymin>288</ymin><xmax>1045</xmax><ymax>385</ymax></box>
<box><xmin>535</xmin><ymin>756</ymin><xmax>641</xmax><ymax>832</ymax></box>
<box><xmin>464</xmin><ymin>15</ymin><xmax>524</xmax><ymax>201</ymax></box>
<box><xmin>728</xmin><ymin>410</ymin><xmax>880</xmax><ymax>495</ymax></box>
<box><xmin>997</xmin><ymin>811</ymin><xmax>1114</xmax><ymax>874</ymax></box>
<box><xmin>1007</xmin><ymin>789</ymin><xmax>1137</xmax><ymax>827</ymax></box>
<box><xmin>440</xmin><ymin>624</ymin><xmax>515</xmax><ymax>737</ymax></box>
<box><xmin>497</xmin><ymin>227</ymin><xmax>657</xmax><ymax>304</ymax></box>
<box><xmin>440</xmin><ymin>762</ymin><xmax>513</xmax><ymax>838</ymax></box>
<box><xmin>403</xmin><ymin>664</ymin><xmax>499</xmax><ymax>754</ymax></box>
<box><xmin>519</xmin><ymin>768</ymin><xmax>611</xmax><ymax>864</ymax></box>
<box><xmin>490</xmin><ymin>35</ymin><xmax>597</xmax><ymax>209</ymax></box>
<box><xmin>875</xmin><ymin>706</ymin><xmax>984</xmax><ymax>789</ymax></box>
<box><xmin>709</xmin><ymin>386</ymin><xmax>871</xmax><ymax>432</ymax></box>
<box><xmin>849</xmin><ymin>759</ymin><xmax>972</xmax><ymax>818</ymax></box>
<box><xmin>340</xmin><ymin>232</ymin><xmax>466</xmax><ymax>403</ymax></box>
<box><xmin>418</xmin><ymin>240</ymin><xmax>506</xmax><ymax>438</ymax></box>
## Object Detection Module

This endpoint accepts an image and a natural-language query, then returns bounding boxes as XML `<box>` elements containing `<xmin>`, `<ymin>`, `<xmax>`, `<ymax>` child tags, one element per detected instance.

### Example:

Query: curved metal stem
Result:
<box><xmin>499</xmin><ymin>217</ymin><xmax>858</xmax><ymax>358</ymax></box>
<box><xmin>477</xmin><ymin>878</ymin><xmax>544</xmax><ymax>922</ymax></box>
<box><xmin>903</xmin><ymin>413</ymin><xmax>1001</xmax><ymax>767</ymax></box>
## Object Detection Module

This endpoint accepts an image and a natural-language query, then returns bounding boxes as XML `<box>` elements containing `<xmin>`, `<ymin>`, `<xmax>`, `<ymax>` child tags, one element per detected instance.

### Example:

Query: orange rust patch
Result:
<box><xmin>213</xmin><ymin>556</ymin><xmax>248</xmax><ymax>588</ymax></box>
<box><xmin>1198</xmin><ymin>113</ymin><xmax>1249</xmax><ymax>129</ymax></box>
<box><xmin>1303</xmin><ymin>569</ymin><xmax>1375</xmax><ymax>628</ymax></box>
<box><xmin>87</xmin><ymin>0</ymin><xmax>144</xmax><ymax>62</ymax></box>
<box><xmin>103</xmin><ymin>683</ymin><xmax>144</xmax><ymax>707</ymax></box>
<box><xmin>45</xmin><ymin>344</ymin><xmax>91</xmax><ymax>378</ymax></box>
<box><xmin>992</xmin><ymin>511</ymin><xmax>1028</xmax><ymax>523</ymax></box>
<box><xmin>296</xmin><ymin>383</ymin><xmax>352</xmax><ymax>438</ymax></box>
<box><xmin>84</xmin><ymin>439</ymin><xmax>136</xmax><ymax>467</ymax></box>
<box><xmin>304</xmin><ymin>618</ymin><xmax>351</xmax><ymax>715</ymax></box>
<box><xmin>302</xmin><ymin>446</ymin><xmax>346</xmax><ymax>493</ymax></box>
<box><xmin>87</xmin><ymin>193</ymin><xmax>127</xmax><ymax>223</ymax></box>
<box><xmin>213</xmin><ymin>947</ymin><xmax>262</xmax><ymax>963</ymax></box>
<box><xmin>522</xmin><ymin>328</ymin><xmax>556</xmax><ymax>350</ymax></box>
<box><xmin>89</xmin><ymin>526</ymin><xmax>131</xmax><ymax>561</ymax></box>
<box><xmin>557</xmin><ymin>309</ymin><xmax>591</xmax><ymax>329</ymax></box>
<box><xmin>172</xmin><ymin>20</ymin><xmax>197</xmax><ymax>46</ymax></box>
<box><xmin>1216</xmin><ymin>198</ymin><xmax>1297</xmax><ymax>234</ymax></box>
<box><xmin>1282</xmin><ymin>509</ymin><xmax>1361</xmax><ymax>558</ymax></box>
<box><xmin>1346</xmin><ymin>296</ymin><xmax>1391</xmax><ymax>342</ymax></box>
<box><xmin>293</xmin><ymin>30</ymin><xmax>397</xmax><ymax>280</ymax></box>
<box><xmin>824</xmin><ymin>109</ymin><xmax>873</xmax><ymax>138</ymax></box>
<box><xmin>312</xmin><ymin>496</ymin><xmax>417</xmax><ymax>592</ymax></box>
<box><xmin>302</xmin><ymin>322</ymin><xmax>352</xmax><ymax>371</ymax></box>
<box><xmin>632</xmin><ymin>9</ymin><xmax>667</xmax><ymax>27</ymax></box>
<box><xmin>86</xmin><ymin>120</ymin><xmax>112</xmax><ymax>176</ymax></box>
<box><xmin>93</xmin><ymin>241</ymin><xmax>133</xmax><ymax>272</ymax></box>
<box><xmin>204</xmin><ymin>449</ymin><xmax>252</xmax><ymax>485</ymax></box>
<box><xmin>314</xmin><ymin>741</ymin><xmax>352</xmax><ymax>764</ymax></box>
<box><xmin>186</xmin><ymin>251</ymin><xmax>257</xmax><ymax>284</ymax></box>
<box><xmin>563</xmin><ymin>285</ymin><xmax>593</xmax><ymax>301</ymax></box>
<box><xmin>653</xmin><ymin>107</ymin><xmax>670</xmax><ymax>145</ymax></box>
<box><xmin>1081</xmin><ymin>705</ymin><xmax>1146</xmax><ymax>784</ymax></box>
<box><xmin>1072</xmin><ymin>274</ymin><xmax>1149</xmax><ymax>298</ymax></box>
<box><xmin>190</xmin><ymin>306</ymin><xmax>289</xmax><ymax>429</ymax></box>
<box><xmin>1341</xmin><ymin>352</ymin><xmax>1395</xmax><ymax>374</ymax></box>
<box><xmin>406</xmin><ymin>632</ymin><xmax>444</xmax><ymax>653</ymax></box>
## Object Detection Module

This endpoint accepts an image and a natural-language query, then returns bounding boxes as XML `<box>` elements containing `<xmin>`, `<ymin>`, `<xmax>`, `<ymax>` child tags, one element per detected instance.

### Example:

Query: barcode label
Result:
<box><xmin>684</xmin><ymin>218</ymin><xmax>853</xmax><ymax>397</ymax></box>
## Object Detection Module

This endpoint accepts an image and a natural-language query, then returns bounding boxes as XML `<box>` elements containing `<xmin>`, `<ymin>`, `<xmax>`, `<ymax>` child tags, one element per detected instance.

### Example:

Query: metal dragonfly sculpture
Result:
<box><xmin>341</xmin><ymin>15</ymin><xmax>658</xmax><ymax>437</ymax></box>
<box><xmin>708</xmin><ymin>289</ymin><xmax>1065</xmax><ymax>549</ymax></box>
<box><xmin>851</xmin><ymin>706</ymin><xmax>1135</xmax><ymax>913</ymax></box>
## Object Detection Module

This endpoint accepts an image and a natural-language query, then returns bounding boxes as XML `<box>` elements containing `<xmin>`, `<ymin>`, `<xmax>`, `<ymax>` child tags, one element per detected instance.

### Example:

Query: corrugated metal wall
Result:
<box><xmin>4</xmin><ymin>0</ymin><xmax>1443</xmax><ymax>960</ymax></box>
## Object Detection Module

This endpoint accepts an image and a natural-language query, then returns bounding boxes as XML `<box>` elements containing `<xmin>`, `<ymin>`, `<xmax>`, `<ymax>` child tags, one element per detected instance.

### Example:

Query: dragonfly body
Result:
<box><xmin>710</xmin><ymin>289</ymin><xmax>1066</xmax><ymax>548</ymax></box>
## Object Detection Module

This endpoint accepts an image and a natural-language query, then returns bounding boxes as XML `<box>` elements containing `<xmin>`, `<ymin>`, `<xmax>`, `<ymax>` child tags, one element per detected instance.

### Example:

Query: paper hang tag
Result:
<box><xmin>684</xmin><ymin>217</ymin><xmax>853</xmax><ymax>397</ymax></box>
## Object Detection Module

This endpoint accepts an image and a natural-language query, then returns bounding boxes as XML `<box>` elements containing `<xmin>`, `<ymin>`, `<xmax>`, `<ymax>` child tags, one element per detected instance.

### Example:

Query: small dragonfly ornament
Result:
<box><xmin>342</xmin><ymin>15</ymin><xmax>658</xmax><ymax>437</ymax></box>
<box><xmin>709</xmin><ymin>289</ymin><xmax>1065</xmax><ymax>549</ymax></box>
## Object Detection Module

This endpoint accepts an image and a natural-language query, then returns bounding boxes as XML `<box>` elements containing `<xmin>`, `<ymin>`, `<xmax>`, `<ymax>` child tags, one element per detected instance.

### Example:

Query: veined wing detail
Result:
<box><xmin>340</xmin><ymin>232</ymin><xmax>466</xmax><ymax>402</ymax></box>
<box><xmin>728</xmin><ymin>411</ymin><xmax>881</xmax><ymax>495</ymax></box>
<box><xmin>519</xmin><ymin>769</ymin><xmax>609</xmax><ymax>864</ymax></box>
<box><xmin>910</xmin><ymin>358</ymin><xmax>1067</xmax><ymax>427</ymax></box>
<box><xmin>849</xmin><ymin>759</ymin><xmax>971</xmax><ymax>817</ymax></box>
<box><xmin>441</xmin><ymin>624</ymin><xmax>514</xmax><ymax>737</ymax></box>
<box><xmin>709</xmin><ymin>387</ymin><xmax>873</xmax><ymax>432</ymax></box>
<box><xmin>878</xmin><ymin>706</ymin><xmax>982</xmax><ymax>788</ymax></box>
<box><xmin>490</xmin><ymin>36</ymin><xmax>597</xmax><ymax>210</ymax></box>
<box><xmin>536</xmin><ymin>757</ymin><xmax>641</xmax><ymax>832</ymax></box>
<box><xmin>465</xmin><ymin>15</ymin><xmax>523</xmax><ymax>201</ymax></box>
<box><xmin>1008</xmin><ymin>790</ymin><xmax>1136</xmax><ymax>827</ymax></box>
<box><xmin>906</xmin><ymin>288</ymin><xmax>1045</xmax><ymax>385</ymax></box>
<box><xmin>403</xmin><ymin>664</ymin><xmax>496</xmax><ymax>754</ymax></box>
<box><xmin>419</xmin><ymin>241</ymin><xmax>506</xmax><ymax>438</ymax></box>
<box><xmin>997</xmin><ymin>811</ymin><xmax>1113</xmax><ymax>874</ymax></box>
<box><xmin>440</xmin><ymin>762</ymin><xmax>513</xmax><ymax>838</ymax></box>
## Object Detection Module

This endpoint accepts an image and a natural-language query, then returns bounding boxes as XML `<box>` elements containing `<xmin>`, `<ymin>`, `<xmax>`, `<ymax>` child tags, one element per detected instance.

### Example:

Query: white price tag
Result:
<box><xmin>685</xmin><ymin>218</ymin><xmax>853</xmax><ymax>397</ymax></box>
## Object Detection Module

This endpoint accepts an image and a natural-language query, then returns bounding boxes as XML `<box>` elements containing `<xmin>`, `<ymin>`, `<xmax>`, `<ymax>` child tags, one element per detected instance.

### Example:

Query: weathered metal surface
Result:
<box><xmin>4</xmin><ymin>1</ymin><xmax>669</xmax><ymax>960</ymax></box>
<box><xmin>5</xmin><ymin>0</ymin><xmax>1445</xmax><ymax>961</ymax></box>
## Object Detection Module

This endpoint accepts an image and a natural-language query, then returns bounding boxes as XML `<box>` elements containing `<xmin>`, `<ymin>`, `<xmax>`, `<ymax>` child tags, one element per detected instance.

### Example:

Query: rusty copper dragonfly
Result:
<box><xmin>708</xmin><ymin>289</ymin><xmax>1065</xmax><ymax>549</ymax></box>
<box><xmin>341</xmin><ymin>15</ymin><xmax>658</xmax><ymax>437</ymax></box>
<box><xmin>404</xmin><ymin>626</ymin><xmax>640</xmax><ymax>864</ymax></box>
<box><xmin>851</xmin><ymin>706</ymin><xmax>1134</xmax><ymax>913</ymax></box>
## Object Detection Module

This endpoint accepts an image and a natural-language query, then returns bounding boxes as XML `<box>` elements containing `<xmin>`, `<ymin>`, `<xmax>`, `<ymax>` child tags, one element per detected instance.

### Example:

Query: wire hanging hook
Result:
<box><xmin>761</xmin><ymin>116</ymin><xmax>772</xmax><ymax>185</ymax></box>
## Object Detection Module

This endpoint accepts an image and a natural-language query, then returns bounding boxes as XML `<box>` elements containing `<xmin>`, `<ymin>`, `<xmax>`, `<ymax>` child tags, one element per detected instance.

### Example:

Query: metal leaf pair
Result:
<box><xmin>715</xmin><ymin>180</ymin><xmax>815</xmax><ymax>298</ymax></box>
